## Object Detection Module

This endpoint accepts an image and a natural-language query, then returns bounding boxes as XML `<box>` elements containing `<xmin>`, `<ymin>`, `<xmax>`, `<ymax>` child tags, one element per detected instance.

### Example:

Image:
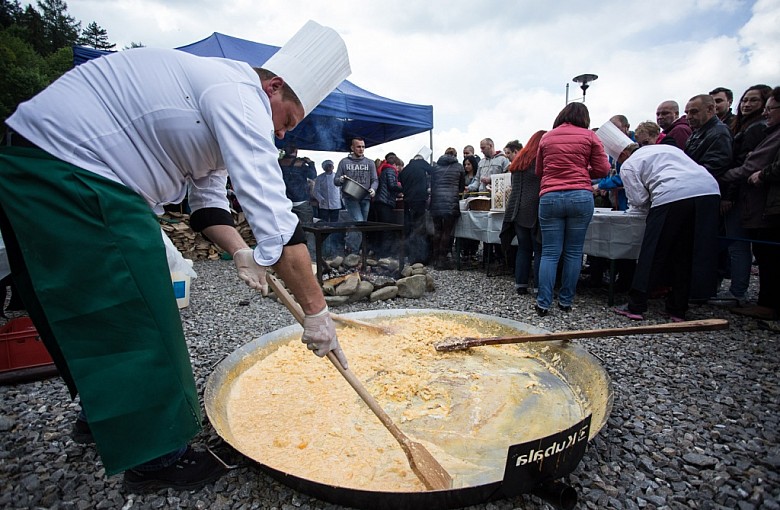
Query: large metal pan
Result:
<box><xmin>341</xmin><ymin>175</ymin><xmax>370</xmax><ymax>200</ymax></box>
<box><xmin>205</xmin><ymin>309</ymin><xmax>613</xmax><ymax>510</ymax></box>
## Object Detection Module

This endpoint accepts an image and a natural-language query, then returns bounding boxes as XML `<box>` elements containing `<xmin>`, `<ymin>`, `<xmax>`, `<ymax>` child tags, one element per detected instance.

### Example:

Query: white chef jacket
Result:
<box><xmin>7</xmin><ymin>47</ymin><xmax>298</xmax><ymax>266</ymax></box>
<box><xmin>619</xmin><ymin>145</ymin><xmax>720</xmax><ymax>214</ymax></box>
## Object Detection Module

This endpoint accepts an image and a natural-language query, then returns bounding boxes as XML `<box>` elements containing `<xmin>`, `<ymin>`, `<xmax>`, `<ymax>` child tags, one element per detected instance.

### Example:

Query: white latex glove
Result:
<box><xmin>302</xmin><ymin>306</ymin><xmax>348</xmax><ymax>369</ymax></box>
<box><xmin>368</xmin><ymin>188</ymin><xmax>376</xmax><ymax>198</ymax></box>
<box><xmin>233</xmin><ymin>248</ymin><xmax>268</xmax><ymax>296</ymax></box>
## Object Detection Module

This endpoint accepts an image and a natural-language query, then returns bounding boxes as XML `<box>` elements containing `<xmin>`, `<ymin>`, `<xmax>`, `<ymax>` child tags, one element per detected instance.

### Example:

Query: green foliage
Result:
<box><xmin>36</xmin><ymin>0</ymin><xmax>80</xmax><ymax>55</ymax></box>
<box><xmin>79</xmin><ymin>20</ymin><xmax>114</xmax><ymax>50</ymax></box>
<box><xmin>0</xmin><ymin>27</ymin><xmax>48</xmax><ymax>123</ymax></box>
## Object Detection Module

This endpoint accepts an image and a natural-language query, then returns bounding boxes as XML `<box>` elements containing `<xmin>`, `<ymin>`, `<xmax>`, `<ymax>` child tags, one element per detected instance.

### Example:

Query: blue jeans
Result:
<box><xmin>537</xmin><ymin>190</ymin><xmax>594</xmax><ymax>309</ymax></box>
<box><xmin>514</xmin><ymin>223</ymin><xmax>541</xmax><ymax>290</ymax></box>
<box><xmin>343</xmin><ymin>197</ymin><xmax>370</xmax><ymax>253</ymax></box>
<box><xmin>724</xmin><ymin>202</ymin><xmax>751</xmax><ymax>298</ymax></box>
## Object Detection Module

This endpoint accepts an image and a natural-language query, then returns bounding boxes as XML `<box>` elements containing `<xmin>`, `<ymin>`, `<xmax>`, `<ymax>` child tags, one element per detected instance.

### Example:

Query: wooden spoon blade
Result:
<box><xmin>405</xmin><ymin>440</ymin><xmax>453</xmax><ymax>490</ymax></box>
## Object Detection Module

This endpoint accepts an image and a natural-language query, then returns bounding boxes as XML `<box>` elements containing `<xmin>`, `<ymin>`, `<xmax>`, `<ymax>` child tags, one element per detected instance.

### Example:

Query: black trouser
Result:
<box><xmin>373</xmin><ymin>202</ymin><xmax>400</xmax><ymax>258</ymax></box>
<box><xmin>747</xmin><ymin>227</ymin><xmax>780</xmax><ymax>314</ymax></box>
<box><xmin>404</xmin><ymin>200</ymin><xmax>429</xmax><ymax>264</ymax></box>
<box><xmin>431</xmin><ymin>215</ymin><xmax>457</xmax><ymax>263</ymax></box>
<box><xmin>628</xmin><ymin>195</ymin><xmax>719</xmax><ymax>317</ymax></box>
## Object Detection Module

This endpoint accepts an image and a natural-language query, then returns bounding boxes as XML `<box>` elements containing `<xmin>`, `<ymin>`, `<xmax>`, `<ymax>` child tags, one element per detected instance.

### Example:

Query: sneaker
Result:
<box><xmin>535</xmin><ymin>305</ymin><xmax>548</xmax><ymax>317</ymax></box>
<box><xmin>558</xmin><ymin>303</ymin><xmax>572</xmax><ymax>312</ymax></box>
<box><xmin>71</xmin><ymin>417</ymin><xmax>94</xmax><ymax>444</ymax></box>
<box><xmin>707</xmin><ymin>290</ymin><xmax>747</xmax><ymax>307</ymax></box>
<box><xmin>123</xmin><ymin>446</ymin><xmax>227</xmax><ymax>492</ymax></box>
<box><xmin>614</xmin><ymin>304</ymin><xmax>644</xmax><ymax>320</ymax></box>
<box><xmin>516</xmin><ymin>287</ymin><xmax>528</xmax><ymax>295</ymax></box>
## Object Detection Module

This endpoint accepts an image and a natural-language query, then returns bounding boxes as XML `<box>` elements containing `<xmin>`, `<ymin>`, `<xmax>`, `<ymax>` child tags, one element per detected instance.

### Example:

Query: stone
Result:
<box><xmin>682</xmin><ymin>453</ymin><xmax>718</xmax><ymax>468</ymax></box>
<box><xmin>370</xmin><ymin>276</ymin><xmax>396</xmax><ymax>289</ymax></box>
<box><xmin>343</xmin><ymin>254</ymin><xmax>361</xmax><ymax>268</ymax></box>
<box><xmin>324</xmin><ymin>295</ymin><xmax>349</xmax><ymax>307</ymax></box>
<box><xmin>335</xmin><ymin>274</ymin><xmax>360</xmax><ymax>296</ymax></box>
<box><xmin>327</xmin><ymin>256</ymin><xmax>343</xmax><ymax>268</ymax></box>
<box><xmin>397</xmin><ymin>274</ymin><xmax>427</xmax><ymax>298</ymax></box>
<box><xmin>347</xmin><ymin>281</ymin><xmax>374</xmax><ymax>303</ymax></box>
<box><xmin>377</xmin><ymin>258</ymin><xmax>400</xmax><ymax>272</ymax></box>
<box><xmin>411</xmin><ymin>268</ymin><xmax>427</xmax><ymax>276</ymax></box>
<box><xmin>425</xmin><ymin>274</ymin><xmax>435</xmax><ymax>292</ymax></box>
<box><xmin>401</xmin><ymin>266</ymin><xmax>413</xmax><ymax>278</ymax></box>
<box><xmin>322</xmin><ymin>283</ymin><xmax>336</xmax><ymax>296</ymax></box>
<box><xmin>370</xmin><ymin>286</ymin><xmax>398</xmax><ymax>302</ymax></box>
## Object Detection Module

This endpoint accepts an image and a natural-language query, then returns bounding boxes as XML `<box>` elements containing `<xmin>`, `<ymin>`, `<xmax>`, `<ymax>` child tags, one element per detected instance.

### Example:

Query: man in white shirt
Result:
<box><xmin>0</xmin><ymin>21</ymin><xmax>350</xmax><ymax>492</ymax></box>
<box><xmin>612</xmin><ymin>144</ymin><xmax>720</xmax><ymax>322</ymax></box>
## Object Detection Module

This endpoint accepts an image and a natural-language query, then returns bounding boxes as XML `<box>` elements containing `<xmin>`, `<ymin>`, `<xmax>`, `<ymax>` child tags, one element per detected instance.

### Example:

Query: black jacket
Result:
<box><xmin>429</xmin><ymin>154</ymin><xmax>465</xmax><ymax>217</ymax></box>
<box><xmin>399</xmin><ymin>158</ymin><xmax>432</xmax><ymax>203</ymax></box>
<box><xmin>504</xmin><ymin>160</ymin><xmax>541</xmax><ymax>229</ymax></box>
<box><xmin>685</xmin><ymin>116</ymin><xmax>734</xmax><ymax>179</ymax></box>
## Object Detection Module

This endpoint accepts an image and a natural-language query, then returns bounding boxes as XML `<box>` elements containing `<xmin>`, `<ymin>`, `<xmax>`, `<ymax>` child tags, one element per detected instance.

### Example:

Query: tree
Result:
<box><xmin>123</xmin><ymin>41</ymin><xmax>144</xmax><ymax>50</ymax></box>
<box><xmin>78</xmin><ymin>20</ymin><xmax>114</xmax><ymax>50</ymax></box>
<box><xmin>1</xmin><ymin>0</ymin><xmax>22</xmax><ymax>28</ymax></box>
<box><xmin>15</xmin><ymin>4</ymin><xmax>45</xmax><ymax>55</ymax></box>
<box><xmin>37</xmin><ymin>0</ymin><xmax>79</xmax><ymax>55</ymax></box>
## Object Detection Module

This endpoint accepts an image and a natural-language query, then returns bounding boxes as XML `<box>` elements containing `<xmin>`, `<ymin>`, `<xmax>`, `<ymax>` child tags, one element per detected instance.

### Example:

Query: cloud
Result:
<box><xmin>66</xmin><ymin>0</ymin><xmax>779</xmax><ymax>167</ymax></box>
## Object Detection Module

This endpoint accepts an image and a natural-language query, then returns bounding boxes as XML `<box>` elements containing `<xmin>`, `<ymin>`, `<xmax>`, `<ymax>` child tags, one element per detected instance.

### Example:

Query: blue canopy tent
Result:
<box><xmin>72</xmin><ymin>32</ymin><xmax>433</xmax><ymax>152</ymax></box>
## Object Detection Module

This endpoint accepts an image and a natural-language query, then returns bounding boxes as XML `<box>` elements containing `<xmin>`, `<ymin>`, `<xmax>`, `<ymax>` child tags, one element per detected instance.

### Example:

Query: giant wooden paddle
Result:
<box><xmin>265</xmin><ymin>274</ymin><xmax>453</xmax><ymax>490</ymax></box>
<box><xmin>434</xmin><ymin>318</ymin><xmax>729</xmax><ymax>352</ymax></box>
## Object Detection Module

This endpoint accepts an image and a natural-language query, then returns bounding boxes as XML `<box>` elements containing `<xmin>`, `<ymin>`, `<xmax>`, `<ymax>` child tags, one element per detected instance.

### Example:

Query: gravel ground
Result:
<box><xmin>0</xmin><ymin>259</ymin><xmax>778</xmax><ymax>510</ymax></box>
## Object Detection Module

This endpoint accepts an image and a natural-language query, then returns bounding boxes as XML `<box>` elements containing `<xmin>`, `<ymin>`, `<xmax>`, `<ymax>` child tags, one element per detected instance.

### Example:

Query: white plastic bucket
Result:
<box><xmin>171</xmin><ymin>272</ymin><xmax>191</xmax><ymax>309</ymax></box>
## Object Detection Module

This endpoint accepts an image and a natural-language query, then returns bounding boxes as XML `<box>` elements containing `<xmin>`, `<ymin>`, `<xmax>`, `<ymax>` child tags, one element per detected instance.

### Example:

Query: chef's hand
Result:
<box><xmin>302</xmin><ymin>306</ymin><xmax>348</xmax><ymax>369</ymax></box>
<box><xmin>233</xmin><ymin>248</ymin><xmax>269</xmax><ymax>296</ymax></box>
<box><xmin>368</xmin><ymin>188</ymin><xmax>376</xmax><ymax>198</ymax></box>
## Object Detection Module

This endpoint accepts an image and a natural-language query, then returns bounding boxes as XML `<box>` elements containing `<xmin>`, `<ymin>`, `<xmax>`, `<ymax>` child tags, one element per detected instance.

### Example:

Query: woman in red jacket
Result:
<box><xmin>535</xmin><ymin>103</ymin><xmax>610</xmax><ymax>316</ymax></box>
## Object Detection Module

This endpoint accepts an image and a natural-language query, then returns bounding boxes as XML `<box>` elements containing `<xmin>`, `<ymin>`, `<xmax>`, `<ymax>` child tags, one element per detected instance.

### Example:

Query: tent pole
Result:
<box><xmin>429</xmin><ymin>130</ymin><xmax>433</xmax><ymax>164</ymax></box>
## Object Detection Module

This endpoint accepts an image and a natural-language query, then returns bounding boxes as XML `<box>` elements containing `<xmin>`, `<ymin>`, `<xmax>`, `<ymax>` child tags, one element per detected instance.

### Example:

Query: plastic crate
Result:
<box><xmin>0</xmin><ymin>317</ymin><xmax>54</xmax><ymax>372</ymax></box>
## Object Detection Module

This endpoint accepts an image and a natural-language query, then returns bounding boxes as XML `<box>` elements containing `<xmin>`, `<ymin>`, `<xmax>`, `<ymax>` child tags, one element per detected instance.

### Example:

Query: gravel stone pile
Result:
<box><xmin>0</xmin><ymin>259</ymin><xmax>778</xmax><ymax>509</ymax></box>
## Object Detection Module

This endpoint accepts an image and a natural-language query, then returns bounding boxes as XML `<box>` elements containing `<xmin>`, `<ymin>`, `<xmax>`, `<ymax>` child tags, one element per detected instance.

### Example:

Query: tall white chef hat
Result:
<box><xmin>416</xmin><ymin>146</ymin><xmax>433</xmax><ymax>161</ymax></box>
<box><xmin>263</xmin><ymin>20</ymin><xmax>351</xmax><ymax>117</ymax></box>
<box><xmin>596</xmin><ymin>120</ymin><xmax>634</xmax><ymax>160</ymax></box>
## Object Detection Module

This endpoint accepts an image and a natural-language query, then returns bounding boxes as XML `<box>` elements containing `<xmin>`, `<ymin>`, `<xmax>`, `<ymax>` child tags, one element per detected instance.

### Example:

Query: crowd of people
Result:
<box><xmin>1</xmin><ymin>13</ymin><xmax>777</xmax><ymax>495</ymax></box>
<box><xmin>282</xmin><ymin>84</ymin><xmax>780</xmax><ymax>330</ymax></box>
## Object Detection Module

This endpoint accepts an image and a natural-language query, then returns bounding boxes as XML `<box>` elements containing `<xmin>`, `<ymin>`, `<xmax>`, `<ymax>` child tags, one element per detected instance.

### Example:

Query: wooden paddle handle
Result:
<box><xmin>326</xmin><ymin>351</ymin><xmax>409</xmax><ymax>447</ymax></box>
<box><xmin>437</xmin><ymin>318</ymin><xmax>729</xmax><ymax>351</ymax></box>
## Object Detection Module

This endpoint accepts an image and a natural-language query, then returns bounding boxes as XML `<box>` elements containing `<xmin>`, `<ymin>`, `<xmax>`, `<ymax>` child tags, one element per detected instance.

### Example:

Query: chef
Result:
<box><xmin>0</xmin><ymin>20</ymin><xmax>350</xmax><ymax>491</ymax></box>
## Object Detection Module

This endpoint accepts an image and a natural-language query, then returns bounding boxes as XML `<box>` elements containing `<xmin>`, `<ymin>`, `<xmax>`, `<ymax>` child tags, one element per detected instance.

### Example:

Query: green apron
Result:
<box><xmin>0</xmin><ymin>147</ymin><xmax>201</xmax><ymax>474</ymax></box>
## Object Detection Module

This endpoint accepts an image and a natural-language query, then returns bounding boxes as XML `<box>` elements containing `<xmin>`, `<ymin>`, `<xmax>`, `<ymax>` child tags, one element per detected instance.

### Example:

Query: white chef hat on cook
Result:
<box><xmin>416</xmin><ymin>146</ymin><xmax>433</xmax><ymax>161</ymax></box>
<box><xmin>596</xmin><ymin>120</ymin><xmax>634</xmax><ymax>160</ymax></box>
<box><xmin>262</xmin><ymin>20</ymin><xmax>351</xmax><ymax>117</ymax></box>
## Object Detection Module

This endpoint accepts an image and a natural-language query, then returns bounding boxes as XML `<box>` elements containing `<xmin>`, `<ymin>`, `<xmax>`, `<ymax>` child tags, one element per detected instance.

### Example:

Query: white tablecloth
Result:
<box><xmin>454</xmin><ymin>208</ymin><xmax>647</xmax><ymax>260</ymax></box>
<box><xmin>583</xmin><ymin>209</ymin><xmax>647</xmax><ymax>259</ymax></box>
<box><xmin>453</xmin><ymin>210</ymin><xmax>506</xmax><ymax>244</ymax></box>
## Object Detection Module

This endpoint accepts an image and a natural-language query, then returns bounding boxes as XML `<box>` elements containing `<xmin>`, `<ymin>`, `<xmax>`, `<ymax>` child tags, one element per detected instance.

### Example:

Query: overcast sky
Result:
<box><xmin>67</xmin><ymin>0</ymin><xmax>780</xmax><ymax>168</ymax></box>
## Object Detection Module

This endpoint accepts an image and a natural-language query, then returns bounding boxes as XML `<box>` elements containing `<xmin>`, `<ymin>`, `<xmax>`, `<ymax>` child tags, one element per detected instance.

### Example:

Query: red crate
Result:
<box><xmin>0</xmin><ymin>317</ymin><xmax>54</xmax><ymax>372</ymax></box>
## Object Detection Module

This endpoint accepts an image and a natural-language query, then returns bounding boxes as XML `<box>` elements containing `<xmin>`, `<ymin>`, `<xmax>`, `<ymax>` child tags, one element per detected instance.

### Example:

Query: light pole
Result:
<box><xmin>565</xmin><ymin>73</ymin><xmax>598</xmax><ymax>104</ymax></box>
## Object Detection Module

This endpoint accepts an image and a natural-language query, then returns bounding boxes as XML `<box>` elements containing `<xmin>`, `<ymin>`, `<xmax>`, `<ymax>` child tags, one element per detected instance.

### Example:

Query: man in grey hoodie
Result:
<box><xmin>335</xmin><ymin>137</ymin><xmax>378</xmax><ymax>253</ymax></box>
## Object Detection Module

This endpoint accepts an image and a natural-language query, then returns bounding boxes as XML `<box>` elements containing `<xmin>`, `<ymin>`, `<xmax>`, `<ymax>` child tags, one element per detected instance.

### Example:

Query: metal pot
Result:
<box><xmin>342</xmin><ymin>175</ymin><xmax>370</xmax><ymax>200</ymax></box>
<box><xmin>205</xmin><ymin>309</ymin><xmax>613</xmax><ymax>510</ymax></box>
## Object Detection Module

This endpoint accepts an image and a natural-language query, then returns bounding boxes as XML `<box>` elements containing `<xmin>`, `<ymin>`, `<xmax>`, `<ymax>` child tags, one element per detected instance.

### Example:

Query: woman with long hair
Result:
<box><xmin>459</xmin><ymin>155</ymin><xmax>481</xmax><ymax>259</ymax></box>
<box><xmin>535</xmin><ymin>103</ymin><xmax>610</xmax><ymax>316</ymax></box>
<box><xmin>713</xmin><ymin>84</ymin><xmax>772</xmax><ymax>305</ymax></box>
<box><xmin>504</xmin><ymin>130</ymin><xmax>545</xmax><ymax>294</ymax></box>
